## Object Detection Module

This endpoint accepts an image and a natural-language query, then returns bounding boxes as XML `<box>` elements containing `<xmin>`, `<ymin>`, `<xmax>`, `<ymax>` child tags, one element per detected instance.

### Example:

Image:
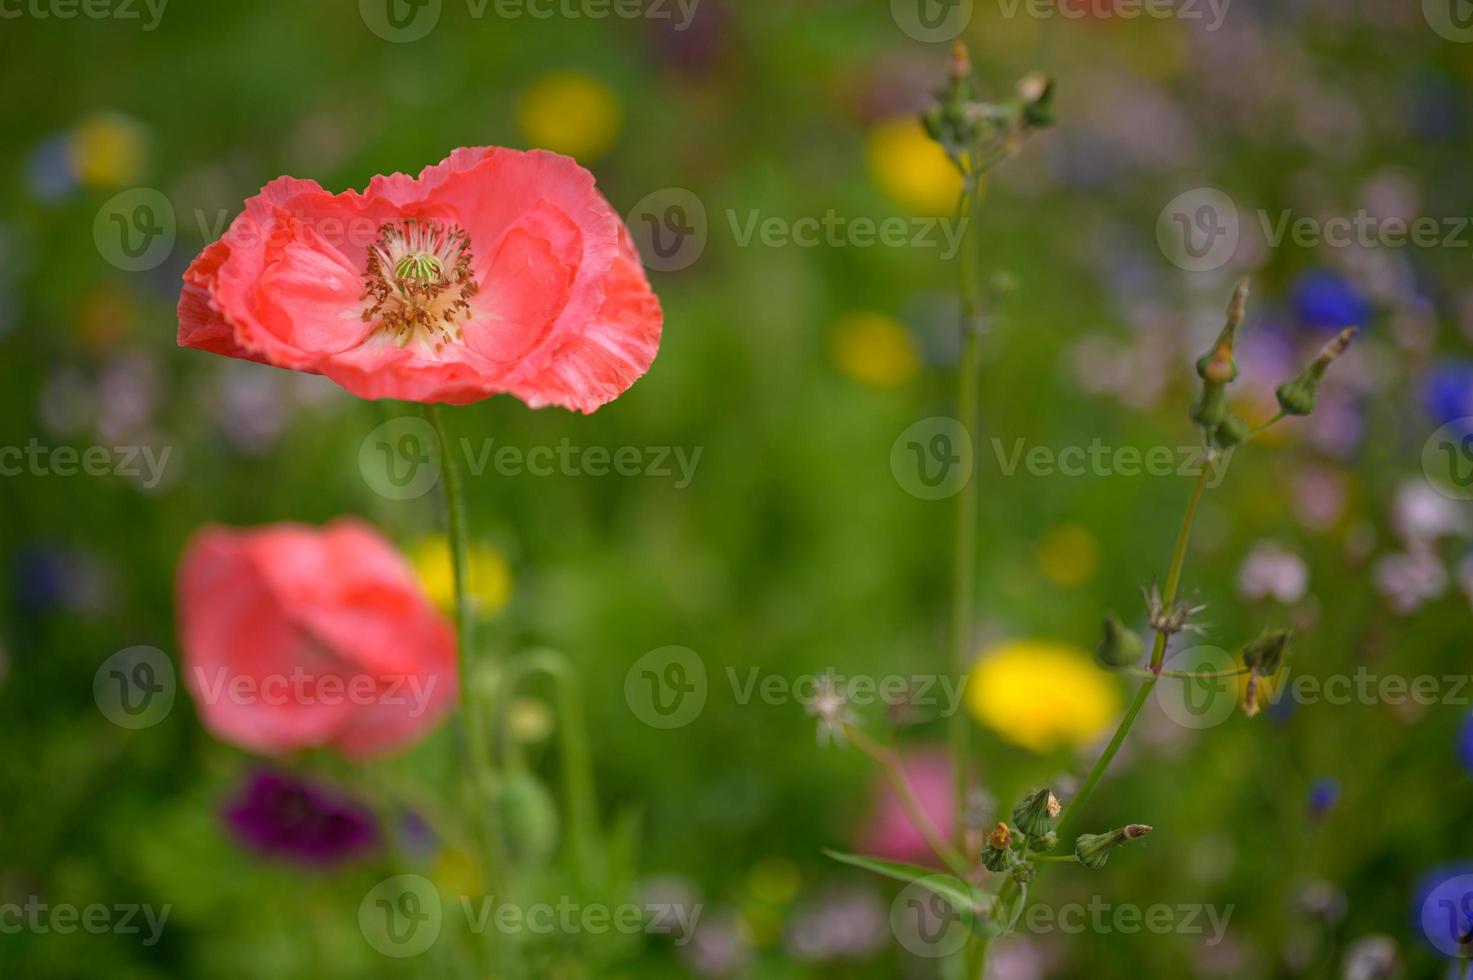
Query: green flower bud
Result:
<box><xmin>1010</xmin><ymin>862</ymin><xmax>1036</xmax><ymax>884</ymax></box>
<box><xmin>1242</xmin><ymin>628</ymin><xmax>1291</xmax><ymax>677</ymax></box>
<box><xmin>496</xmin><ymin>773</ymin><xmax>559</xmax><ymax>864</ymax></box>
<box><xmin>1276</xmin><ymin>327</ymin><xmax>1357</xmax><ymax>417</ymax></box>
<box><xmin>1190</xmin><ymin>381</ymin><xmax>1227</xmax><ymax>429</ymax></box>
<box><xmin>1096</xmin><ymin>612</ymin><xmax>1143</xmax><ymax>670</ymax></box>
<box><xmin>1214</xmin><ymin>415</ymin><xmax>1250</xmax><ymax>448</ymax></box>
<box><xmin>981</xmin><ymin>821</ymin><xmax>1013</xmax><ymax>872</ymax></box>
<box><xmin>1028</xmin><ymin>831</ymin><xmax>1059</xmax><ymax>853</ymax></box>
<box><xmin>1074</xmin><ymin>824</ymin><xmax>1152</xmax><ymax>870</ymax></box>
<box><xmin>1012</xmin><ymin>789</ymin><xmax>1061</xmax><ymax>838</ymax></box>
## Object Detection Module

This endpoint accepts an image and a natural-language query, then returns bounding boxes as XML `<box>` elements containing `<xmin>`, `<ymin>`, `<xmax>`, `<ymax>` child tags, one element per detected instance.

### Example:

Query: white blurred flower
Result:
<box><xmin>1391</xmin><ymin>480</ymin><xmax>1467</xmax><ymax>545</ymax></box>
<box><xmin>1373</xmin><ymin>549</ymin><xmax>1448</xmax><ymax>614</ymax></box>
<box><xmin>1342</xmin><ymin>934</ymin><xmax>1399</xmax><ymax>980</ymax></box>
<box><xmin>1237</xmin><ymin>541</ymin><xmax>1309</xmax><ymax>603</ymax></box>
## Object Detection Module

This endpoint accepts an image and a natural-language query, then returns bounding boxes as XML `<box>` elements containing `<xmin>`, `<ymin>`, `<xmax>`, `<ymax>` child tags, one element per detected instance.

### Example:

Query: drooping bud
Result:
<box><xmin>1242</xmin><ymin>628</ymin><xmax>1292</xmax><ymax>677</ymax></box>
<box><xmin>1074</xmin><ymin>824</ymin><xmax>1152</xmax><ymax>870</ymax></box>
<box><xmin>1017</xmin><ymin>71</ymin><xmax>1054</xmax><ymax>128</ymax></box>
<box><xmin>1028</xmin><ymin>831</ymin><xmax>1059</xmax><ymax>853</ymax></box>
<box><xmin>1191</xmin><ymin>279</ymin><xmax>1250</xmax><ymax>430</ymax></box>
<box><xmin>1096</xmin><ymin>612</ymin><xmax>1143</xmax><ymax>669</ymax></box>
<box><xmin>981</xmin><ymin>821</ymin><xmax>1014</xmax><ymax>872</ymax></box>
<box><xmin>1276</xmin><ymin>327</ymin><xmax>1357</xmax><ymax>417</ymax></box>
<box><xmin>1012</xmin><ymin>788</ymin><xmax>1061</xmax><ymax>838</ymax></box>
<box><xmin>1214</xmin><ymin>415</ymin><xmax>1250</xmax><ymax>449</ymax></box>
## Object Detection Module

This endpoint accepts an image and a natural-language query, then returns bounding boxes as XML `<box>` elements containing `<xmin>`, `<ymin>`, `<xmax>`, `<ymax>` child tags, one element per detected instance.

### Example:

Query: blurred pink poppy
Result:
<box><xmin>176</xmin><ymin>519</ymin><xmax>457</xmax><ymax>758</ymax></box>
<box><xmin>855</xmin><ymin>748</ymin><xmax>954</xmax><ymax>864</ymax></box>
<box><xmin>178</xmin><ymin>147</ymin><xmax>661</xmax><ymax>412</ymax></box>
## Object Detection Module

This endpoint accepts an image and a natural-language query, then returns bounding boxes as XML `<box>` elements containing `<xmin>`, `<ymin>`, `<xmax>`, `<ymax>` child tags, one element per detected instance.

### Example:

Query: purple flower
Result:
<box><xmin>1421</xmin><ymin>361</ymin><xmax>1473</xmax><ymax>428</ymax></box>
<box><xmin>1308</xmin><ymin>777</ymin><xmax>1339</xmax><ymax>819</ymax></box>
<box><xmin>1292</xmin><ymin>269</ymin><xmax>1369</xmax><ymax>332</ymax></box>
<box><xmin>223</xmin><ymin>769</ymin><xmax>378</xmax><ymax>866</ymax></box>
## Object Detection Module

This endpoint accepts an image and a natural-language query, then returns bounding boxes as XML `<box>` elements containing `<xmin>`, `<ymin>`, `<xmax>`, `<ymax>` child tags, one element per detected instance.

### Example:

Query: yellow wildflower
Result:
<box><xmin>967</xmin><ymin>640</ymin><xmax>1120</xmax><ymax>753</ymax></box>
<box><xmin>410</xmin><ymin>535</ymin><xmax>511</xmax><ymax>619</ymax></box>
<box><xmin>829</xmin><ymin>310</ymin><xmax>921</xmax><ymax>388</ymax></box>
<box><xmin>865</xmin><ymin>117</ymin><xmax>969</xmax><ymax>217</ymax></box>
<box><xmin>518</xmin><ymin>71</ymin><xmax>622</xmax><ymax>162</ymax></box>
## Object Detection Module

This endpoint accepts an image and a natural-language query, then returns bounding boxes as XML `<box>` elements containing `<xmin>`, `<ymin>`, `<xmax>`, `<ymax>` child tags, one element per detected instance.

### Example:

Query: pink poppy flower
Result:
<box><xmin>176</xmin><ymin>519</ymin><xmax>457</xmax><ymax>759</ymax></box>
<box><xmin>854</xmin><ymin>748</ymin><xmax>955</xmax><ymax>864</ymax></box>
<box><xmin>178</xmin><ymin>147</ymin><xmax>662</xmax><ymax>412</ymax></box>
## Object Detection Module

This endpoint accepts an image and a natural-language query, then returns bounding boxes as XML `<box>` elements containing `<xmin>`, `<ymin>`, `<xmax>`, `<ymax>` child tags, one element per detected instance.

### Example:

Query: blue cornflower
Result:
<box><xmin>1421</xmin><ymin>362</ymin><xmax>1473</xmax><ymax>427</ymax></box>
<box><xmin>1291</xmin><ymin>269</ymin><xmax>1369</xmax><ymax>332</ymax></box>
<box><xmin>1308</xmin><ymin>776</ymin><xmax>1339</xmax><ymax>818</ymax></box>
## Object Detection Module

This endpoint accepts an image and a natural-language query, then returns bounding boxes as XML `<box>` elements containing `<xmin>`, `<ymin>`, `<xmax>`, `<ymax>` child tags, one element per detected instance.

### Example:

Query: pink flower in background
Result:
<box><xmin>178</xmin><ymin>147</ymin><xmax>662</xmax><ymax>412</ymax></box>
<box><xmin>176</xmin><ymin>519</ymin><xmax>457</xmax><ymax>758</ymax></box>
<box><xmin>855</xmin><ymin>748</ymin><xmax>954</xmax><ymax>864</ymax></box>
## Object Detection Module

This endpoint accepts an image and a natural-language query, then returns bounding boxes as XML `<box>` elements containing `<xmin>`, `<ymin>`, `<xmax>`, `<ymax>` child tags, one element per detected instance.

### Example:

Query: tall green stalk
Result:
<box><xmin>427</xmin><ymin>404</ymin><xmax>521</xmax><ymax>978</ymax></box>
<box><xmin>949</xmin><ymin>175</ymin><xmax>982</xmax><ymax>849</ymax></box>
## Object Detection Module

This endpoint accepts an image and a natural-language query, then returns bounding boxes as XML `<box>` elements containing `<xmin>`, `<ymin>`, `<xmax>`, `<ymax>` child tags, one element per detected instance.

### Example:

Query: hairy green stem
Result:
<box><xmin>428</xmin><ymin>405</ymin><xmax>521</xmax><ymax>978</ymax></box>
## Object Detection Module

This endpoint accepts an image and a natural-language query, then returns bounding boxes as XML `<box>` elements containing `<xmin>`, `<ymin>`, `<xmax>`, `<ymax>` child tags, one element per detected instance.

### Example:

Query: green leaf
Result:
<box><xmin>822</xmin><ymin>849</ymin><xmax>989</xmax><ymax>916</ymax></box>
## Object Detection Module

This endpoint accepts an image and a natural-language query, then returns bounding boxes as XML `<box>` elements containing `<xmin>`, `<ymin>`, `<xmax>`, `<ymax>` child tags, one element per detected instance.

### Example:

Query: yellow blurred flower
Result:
<box><xmin>1035</xmin><ymin>523</ymin><xmax>1100</xmax><ymax>588</ymax></box>
<box><xmin>966</xmin><ymin>640</ymin><xmax>1120</xmax><ymax>753</ymax></box>
<box><xmin>829</xmin><ymin>310</ymin><xmax>921</xmax><ymax>388</ymax></box>
<box><xmin>518</xmin><ymin>71</ymin><xmax>622</xmax><ymax>162</ymax></box>
<box><xmin>747</xmin><ymin>857</ymin><xmax>801</xmax><ymax>905</ymax></box>
<box><xmin>69</xmin><ymin>113</ymin><xmax>149</xmax><ymax>189</ymax></box>
<box><xmin>431</xmin><ymin>845</ymin><xmax>481</xmax><ymax>897</ymax></box>
<box><xmin>865</xmin><ymin>117</ymin><xmax>968</xmax><ymax>216</ymax></box>
<box><xmin>410</xmin><ymin>535</ymin><xmax>512</xmax><ymax>619</ymax></box>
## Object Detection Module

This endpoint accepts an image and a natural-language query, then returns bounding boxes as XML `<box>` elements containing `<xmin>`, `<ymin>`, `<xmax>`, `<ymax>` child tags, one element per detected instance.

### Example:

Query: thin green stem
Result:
<box><xmin>1245</xmin><ymin>410</ymin><xmax>1286</xmax><ymax>442</ymax></box>
<box><xmin>844</xmin><ymin>724</ymin><xmax>971</xmax><ymax>878</ymax></box>
<box><xmin>949</xmin><ymin>176</ymin><xmax>982</xmax><ymax>852</ymax></box>
<box><xmin>504</xmin><ymin>649</ymin><xmax>603</xmax><ymax>895</ymax></box>
<box><xmin>1126</xmin><ymin>665</ymin><xmax>1250</xmax><ymax>681</ymax></box>
<box><xmin>1059</xmin><ymin>463</ymin><xmax>1212</xmax><ymax>835</ymax></box>
<box><xmin>427</xmin><ymin>405</ymin><xmax>521</xmax><ymax>978</ymax></box>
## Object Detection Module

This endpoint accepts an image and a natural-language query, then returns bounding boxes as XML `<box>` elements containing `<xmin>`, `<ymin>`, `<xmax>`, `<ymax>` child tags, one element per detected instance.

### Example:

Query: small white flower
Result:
<box><xmin>1237</xmin><ymin>540</ymin><xmax>1310</xmax><ymax>603</ymax></box>
<box><xmin>804</xmin><ymin>673</ymin><xmax>856</xmax><ymax>747</ymax></box>
<box><xmin>1372</xmin><ymin>548</ymin><xmax>1448</xmax><ymax>614</ymax></box>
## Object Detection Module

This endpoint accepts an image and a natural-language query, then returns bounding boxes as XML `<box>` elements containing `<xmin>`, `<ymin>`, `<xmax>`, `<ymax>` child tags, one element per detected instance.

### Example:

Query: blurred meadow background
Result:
<box><xmin>3</xmin><ymin>0</ymin><xmax>1473</xmax><ymax>977</ymax></box>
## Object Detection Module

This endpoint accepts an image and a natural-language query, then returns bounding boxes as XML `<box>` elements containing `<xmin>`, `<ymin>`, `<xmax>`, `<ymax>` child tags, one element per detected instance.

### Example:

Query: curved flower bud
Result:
<box><xmin>1074</xmin><ymin>824</ymin><xmax>1152</xmax><ymax>870</ymax></box>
